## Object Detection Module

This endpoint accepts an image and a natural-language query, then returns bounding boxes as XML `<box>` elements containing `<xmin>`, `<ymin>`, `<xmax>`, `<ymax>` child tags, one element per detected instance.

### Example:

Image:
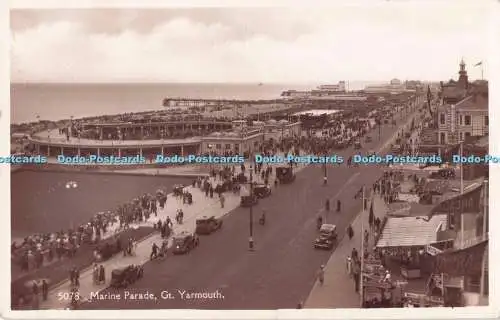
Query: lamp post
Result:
<box><xmin>249</xmin><ymin>165</ymin><xmax>254</xmax><ymax>251</ymax></box>
<box><xmin>359</xmin><ymin>186</ymin><xmax>366</xmax><ymax>307</ymax></box>
<box><xmin>378</xmin><ymin>118</ymin><xmax>381</xmax><ymax>141</ymax></box>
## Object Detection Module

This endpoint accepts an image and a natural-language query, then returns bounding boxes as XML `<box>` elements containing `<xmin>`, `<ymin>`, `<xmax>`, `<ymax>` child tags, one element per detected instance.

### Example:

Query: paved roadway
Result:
<box><xmin>83</xmin><ymin>110</ymin><xmax>420</xmax><ymax>310</ymax></box>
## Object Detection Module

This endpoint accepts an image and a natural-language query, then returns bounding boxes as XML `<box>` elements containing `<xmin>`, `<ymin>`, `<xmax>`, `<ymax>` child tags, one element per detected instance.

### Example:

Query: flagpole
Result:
<box><xmin>360</xmin><ymin>186</ymin><xmax>365</xmax><ymax>307</ymax></box>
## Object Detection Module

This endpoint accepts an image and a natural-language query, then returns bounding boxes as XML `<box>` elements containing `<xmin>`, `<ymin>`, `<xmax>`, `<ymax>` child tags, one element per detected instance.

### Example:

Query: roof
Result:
<box><xmin>442</xmin><ymin>85</ymin><xmax>465</xmax><ymax>99</ymax></box>
<box><xmin>455</xmin><ymin>95</ymin><xmax>488</xmax><ymax>111</ymax></box>
<box><xmin>387</xmin><ymin>201</ymin><xmax>435</xmax><ymax>217</ymax></box>
<box><xmin>423</xmin><ymin>179</ymin><xmax>451</xmax><ymax>194</ymax></box>
<box><xmin>196</xmin><ymin>215</ymin><xmax>215</xmax><ymax>220</ymax></box>
<box><xmin>376</xmin><ymin>215</ymin><xmax>447</xmax><ymax>248</ymax></box>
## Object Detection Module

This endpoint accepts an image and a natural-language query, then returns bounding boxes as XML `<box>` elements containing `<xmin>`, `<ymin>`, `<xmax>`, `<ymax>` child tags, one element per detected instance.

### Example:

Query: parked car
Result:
<box><xmin>276</xmin><ymin>166</ymin><xmax>296</xmax><ymax>184</ymax></box>
<box><xmin>253</xmin><ymin>184</ymin><xmax>271</xmax><ymax>198</ymax></box>
<box><xmin>314</xmin><ymin>224</ymin><xmax>338</xmax><ymax>250</ymax></box>
<box><xmin>195</xmin><ymin>216</ymin><xmax>223</xmax><ymax>235</ymax></box>
<box><xmin>96</xmin><ymin>241</ymin><xmax>121</xmax><ymax>261</ymax></box>
<box><xmin>172</xmin><ymin>232</ymin><xmax>200</xmax><ymax>254</ymax></box>
<box><xmin>241</xmin><ymin>194</ymin><xmax>259</xmax><ymax>207</ymax></box>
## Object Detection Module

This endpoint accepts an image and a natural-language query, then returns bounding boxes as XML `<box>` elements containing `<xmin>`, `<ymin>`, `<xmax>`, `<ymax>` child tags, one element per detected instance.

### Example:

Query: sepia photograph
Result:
<box><xmin>6</xmin><ymin>1</ymin><xmax>494</xmax><ymax>316</ymax></box>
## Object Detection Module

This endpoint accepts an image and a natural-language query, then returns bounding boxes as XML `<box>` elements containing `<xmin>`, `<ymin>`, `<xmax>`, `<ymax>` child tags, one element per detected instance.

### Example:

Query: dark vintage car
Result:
<box><xmin>110</xmin><ymin>264</ymin><xmax>144</xmax><ymax>288</ymax></box>
<box><xmin>314</xmin><ymin>224</ymin><xmax>338</xmax><ymax>250</ymax></box>
<box><xmin>241</xmin><ymin>194</ymin><xmax>259</xmax><ymax>207</ymax></box>
<box><xmin>172</xmin><ymin>232</ymin><xmax>199</xmax><ymax>254</ymax></box>
<box><xmin>253</xmin><ymin>184</ymin><xmax>271</xmax><ymax>198</ymax></box>
<box><xmin>276</xmin><ymin>166</ymin><xmax>296</xmax><ymax>184</ymax></box>
<box><xmin>195</xmin><ymin>216</ymin><xmax>223</xmax><ymax>235</ymax></box>
<box><xmin>365</xmin><ymin>136</ymin><xmax>372</xmax><ymax>143</ymax></box>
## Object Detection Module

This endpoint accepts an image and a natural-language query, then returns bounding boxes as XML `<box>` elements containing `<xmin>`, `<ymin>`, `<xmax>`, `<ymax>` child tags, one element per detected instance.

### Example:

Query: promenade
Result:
<box><xmin>38</xmin><ymin>160</ymin><xmax>307</xmax><ymax>309</ymax></box>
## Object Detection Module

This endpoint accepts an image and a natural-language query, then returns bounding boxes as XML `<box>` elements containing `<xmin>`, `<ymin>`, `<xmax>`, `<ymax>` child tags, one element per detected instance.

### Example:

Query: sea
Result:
<box><xmin>10</xmin><ymin>82</ymin><xmax>373</xmax><ymax>124</ymax></box>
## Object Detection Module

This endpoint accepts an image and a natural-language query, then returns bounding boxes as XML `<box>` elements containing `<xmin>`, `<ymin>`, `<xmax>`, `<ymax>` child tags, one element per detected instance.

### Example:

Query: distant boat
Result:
<box><xmin>258</xmin><ymin>83</ymin><xmax>263</xmax><ymax>86</ymax></box>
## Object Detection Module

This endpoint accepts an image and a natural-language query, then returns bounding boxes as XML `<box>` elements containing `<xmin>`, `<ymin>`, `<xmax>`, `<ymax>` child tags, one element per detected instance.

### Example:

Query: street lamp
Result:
<box><xmin>249</xmin><ymin>165</ymin><xmax>254</xmax><ymax>251</ymax></box>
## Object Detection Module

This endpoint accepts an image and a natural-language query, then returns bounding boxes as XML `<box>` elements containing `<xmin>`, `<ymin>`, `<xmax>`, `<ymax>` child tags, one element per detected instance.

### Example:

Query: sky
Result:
<box><xmin>9</xmin><ymin>3</ymin><xmax>494</xmax><ymax>83</ymax></box>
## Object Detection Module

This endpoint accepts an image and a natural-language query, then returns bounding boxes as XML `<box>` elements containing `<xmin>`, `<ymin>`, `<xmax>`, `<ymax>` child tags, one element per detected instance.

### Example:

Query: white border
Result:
<box><xmin>2</xmin><ymin>0</ymin><xmax>499</xmax><ymax>319</ymax></box>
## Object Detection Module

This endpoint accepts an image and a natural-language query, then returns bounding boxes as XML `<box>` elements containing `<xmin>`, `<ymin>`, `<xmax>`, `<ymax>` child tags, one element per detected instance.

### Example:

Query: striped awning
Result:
<box><xmin>376</xmin><ymin>215</ymin><xmax>447</xmax><ymax>248</ymax></box>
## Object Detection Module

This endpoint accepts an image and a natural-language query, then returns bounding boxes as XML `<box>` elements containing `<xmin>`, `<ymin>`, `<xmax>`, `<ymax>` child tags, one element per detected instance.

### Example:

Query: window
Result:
<box><xmin>448</xmin><ymin>213</ymin><xmax>455</xmax><ymax>229</ymax></box>
<box><xmin>465</xmin><ymin>132</ymin><xmax>471</xmax><ymax>138</ymax></box>
<box><xmin>459</xmin><ymin>115</ymin><xmax>463</xmax><ymax>125</ymax></box>
<box><xmin>216</xmin><ymin>144</ymin><xmax>221</xmax><ymax>149</ymax></box>
<box><xmin>234</xmin><ymin>144</ymin><xmax>240</xmax><ymax>152</ymax></box>
<box><xmin>225</xmin><ymin>144</ymin><xmax>231</xmax><ymax>149</ymax></box>
<box><xmin>459</xmin><ymin>132</ymin><xmax>463</xmax><ymax>141</ymax></box>
<box><xmin>440</xmin><ymin>132</ymin><xmax>446</xmax><ymax>144</ymax></box>
<box><xmin>464</xmin><ymin>115</ymin><xmax>471</xmax><ymax>125</ymax></box>
<box><xmin>440</xmin><ymin>113</ymin><xmax>445</xmax><ymax>125</ymax></box>
<box><xmin>485</xmin><ymin>115</ymin><xmax>489</xmax><ymax>126</ymax></box>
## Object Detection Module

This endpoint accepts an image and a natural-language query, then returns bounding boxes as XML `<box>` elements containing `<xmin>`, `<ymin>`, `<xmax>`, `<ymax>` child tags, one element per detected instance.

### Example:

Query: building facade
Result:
<box><xmin>436</xmin><ymin>60</ymin><xmax>488</xmax><ymax>145</ymax></box>
<box><xmin>200</xmin><ymin>128</ymin><xmax>264</xmax><ymax>156</ymax></box>
<box><xmin>437</xmin><ymin>95</ymin><xmax>488</xmax><ymax>144</ymax></box>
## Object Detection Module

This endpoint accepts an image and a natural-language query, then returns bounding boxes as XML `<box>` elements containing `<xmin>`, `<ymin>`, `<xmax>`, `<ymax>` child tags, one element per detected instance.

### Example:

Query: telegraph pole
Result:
<box><xmin>249</xmin><ymin>166</ymin><xmax>254</xmax><ymax>251</ymax></box>
<box><xmin>460</xmin><ymin>142</ymin><xmax>464</xmax><ymax>249</ymax></box>
<box><xmin>359</xmin><ymin>186</ymin><xmax>366</xmax><ymax>307</ymax></box>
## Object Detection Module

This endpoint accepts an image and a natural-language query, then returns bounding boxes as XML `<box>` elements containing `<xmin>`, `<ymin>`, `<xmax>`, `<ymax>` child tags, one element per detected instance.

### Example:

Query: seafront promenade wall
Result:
<box><xmin>10</xmin><ymin>162</ymin><xmax>209</xmax><ymax>178</ymax></box>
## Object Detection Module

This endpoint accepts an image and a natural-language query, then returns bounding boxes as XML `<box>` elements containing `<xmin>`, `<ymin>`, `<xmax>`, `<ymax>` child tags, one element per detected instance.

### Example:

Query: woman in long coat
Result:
<box><xmin>99</xmin><ymin>265</ymin><xmax>105</xmax><ymax>284</ymax></box>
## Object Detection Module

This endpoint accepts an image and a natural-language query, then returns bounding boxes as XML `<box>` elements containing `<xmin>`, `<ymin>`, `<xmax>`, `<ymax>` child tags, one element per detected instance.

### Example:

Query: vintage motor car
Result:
<box><xmin>241</xmin><ymin>194</ymin><xmax>259</xmax><ymax>207</ymax></box>
<box><xmin>195</xmin><ymin>216</ymin><xmax>223</xmax><ymax>235</ymax></box>
<box><xmin>276</xmin><ymin>166</ymin><xmax>296</xmax><ymax>184</ymax></box>
<box><xmin>253</xmin><ymin>184</ymin><xmax>272</xmax><ymax>198</ymax></box>
<box><xmin>96</xmin><ymin>241</ymin><xmax>121</xmax><ymax>261</ymax></box>
<box><xmin>314</xmin><ymin>224</ymin><xmax>338</xmax><ymax>250</ymax></box>
<box><xmin>172</xmin><ymin>232</ymin><xmax>200</xmax><ymax>254</ymax></box>
<box><xmin>110</xmin><ymin>264</ymin><xmax>144</xmax><ymax>288</ymax></box>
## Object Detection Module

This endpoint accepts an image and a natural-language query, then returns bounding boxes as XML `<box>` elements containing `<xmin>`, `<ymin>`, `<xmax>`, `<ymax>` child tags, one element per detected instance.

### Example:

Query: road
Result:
<box><xmin>82</xmin><ymin>111</ymin><xmax>420</xmax><ymax>310</ymax></box>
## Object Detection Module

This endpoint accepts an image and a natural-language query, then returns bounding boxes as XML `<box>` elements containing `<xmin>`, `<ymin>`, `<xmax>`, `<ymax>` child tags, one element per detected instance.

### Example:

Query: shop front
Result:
<box><xmin>375</xmin><ymin>215</ymin><xmax>449</xmax><ymax>280</ymax></box>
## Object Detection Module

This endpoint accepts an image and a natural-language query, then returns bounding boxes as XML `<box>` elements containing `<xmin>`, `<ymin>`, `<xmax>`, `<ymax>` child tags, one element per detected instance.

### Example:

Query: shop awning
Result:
<box><xmin>376</xmin><ymin>215</ymin><xmax>448</xmax><ymax>248</ymax></box>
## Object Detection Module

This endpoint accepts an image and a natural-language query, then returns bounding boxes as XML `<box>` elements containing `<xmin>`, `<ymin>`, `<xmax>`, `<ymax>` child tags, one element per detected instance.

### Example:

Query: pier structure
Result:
<box><xmin>163</xmin><ymin>98</ymin><xmax>285</xmax><ymax>108</ymax></box>
<box><xmin>27</xmin><ymin>118</ymin><xmax>302</xmax><ymax>162</ymax></box>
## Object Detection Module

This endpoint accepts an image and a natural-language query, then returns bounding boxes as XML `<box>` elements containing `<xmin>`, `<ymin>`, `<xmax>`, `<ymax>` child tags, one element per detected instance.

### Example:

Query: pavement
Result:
<box><xmin>67</xmin><ymin>109</ymin><xmax>423</xmax><ymax>310</ymax></box>
<box><xmin>304</xmin><ymin>194</ymin><xmax>388</xmax><ymax>308</ymax></box>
